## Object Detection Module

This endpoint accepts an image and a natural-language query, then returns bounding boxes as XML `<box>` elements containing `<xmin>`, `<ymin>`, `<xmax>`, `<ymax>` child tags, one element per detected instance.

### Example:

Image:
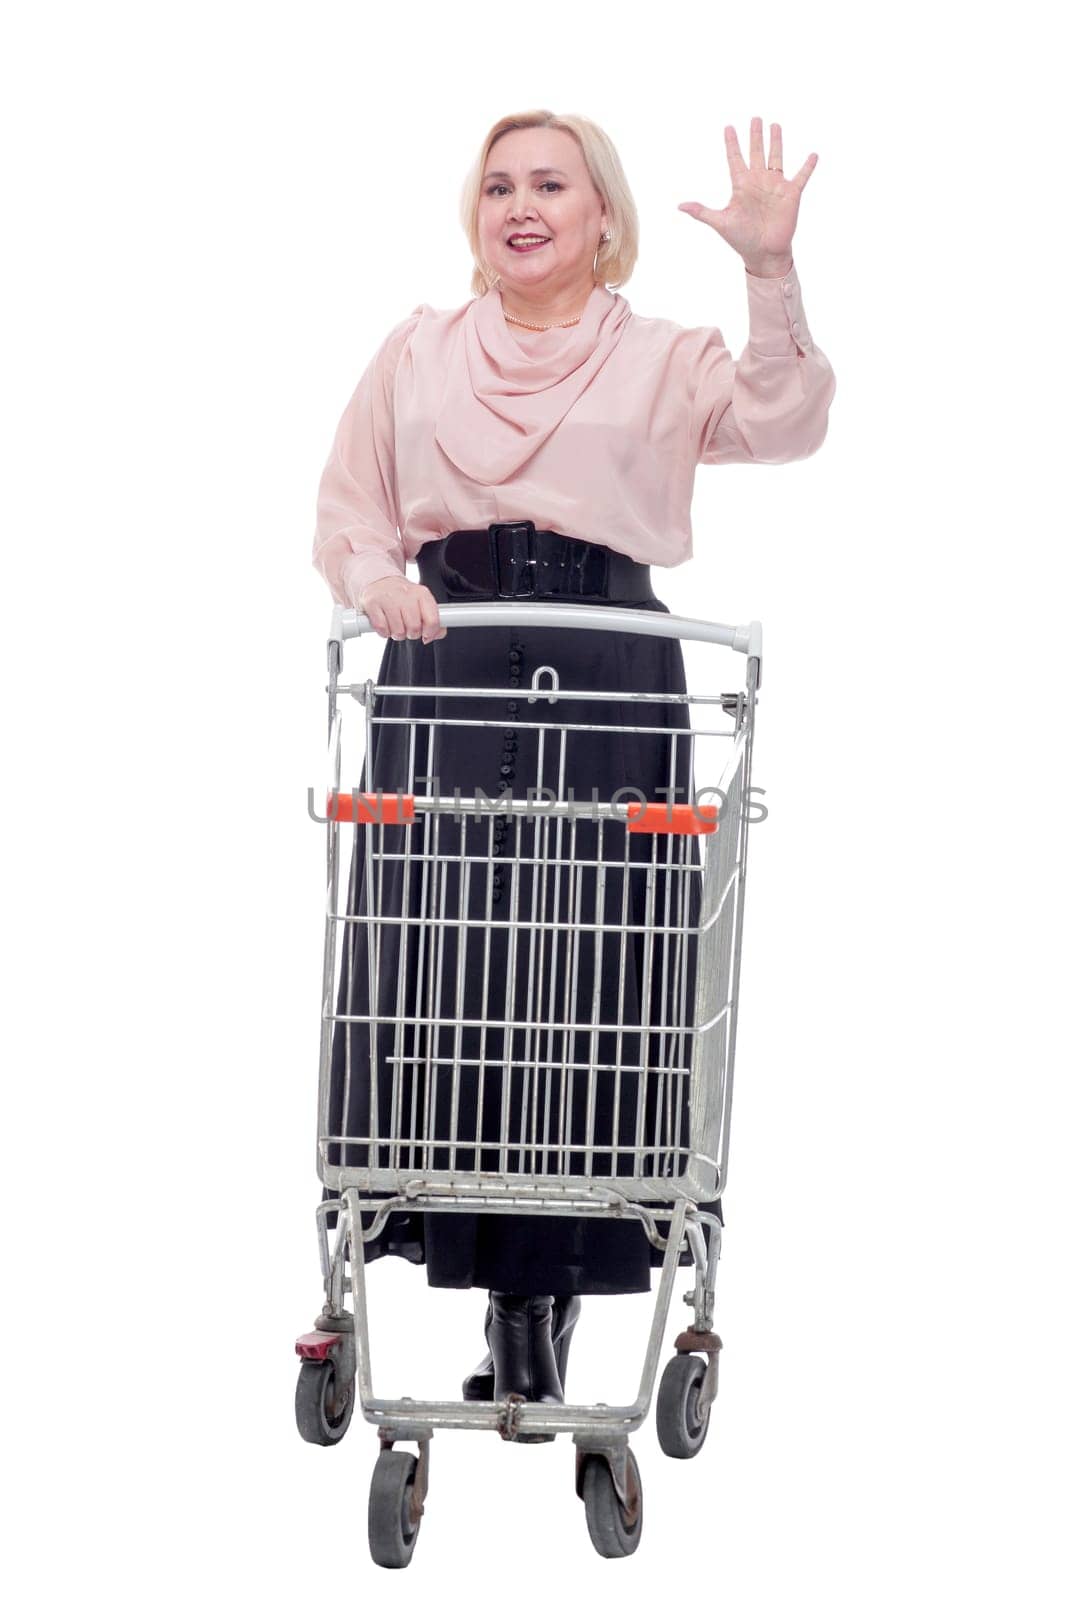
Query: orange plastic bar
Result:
<box><xmin>625</xmin><ymin>801</ymin><xmax>718</xmax><ymax>835</ymax></box>
<box><xmin>326</xmin><ymin>792</ymin><xmax>416</xmax><ymax>824</ymax></box>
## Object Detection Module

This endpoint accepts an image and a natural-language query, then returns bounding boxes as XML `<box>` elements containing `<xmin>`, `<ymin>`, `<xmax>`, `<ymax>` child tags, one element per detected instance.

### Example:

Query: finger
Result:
<box><xmin>749</xmin><ymin>115</ymin><xmax>765</xmax><ymax>171</ymax></box>
<box><xmin>723</xmin><ymin>125</ymin><xmax>746</xmax><ymax>185</ymax></box>
<box><xmin>362</xmin><ymin>598</ymin><xmax>391</xmax><ymax>639</ymax></box>
<box><xmin>677</xmin><ymin>201</ymin><xmax>728</xmax><ymax>236</ymax></box>
<box><xmin>418</xmin><ymin>589</ymin><xmax>445</xmax><ymax>643</ymax></box>
<box><xmin>400</xmin><ymin>594</ymin><xmax>424</xmax><ymax>639</ymax></box>
<box><xmin>792</xmin><ymin>151</ymin><xmax>818</xmax><ymax>191</ymax></box>
<box><xmin>768</xmin><ymin>122</ymin><xmax>783</xmax><ymax>172</ymax></box>
<box><xmin>381</xmin><ymin>601</ymin><xmax>407</xmax><ymax>641</ymax></box>
<box><xmin>406</xmin><ymin>594</ymin><xmax>438</xmax><ymax>642</ymax></box>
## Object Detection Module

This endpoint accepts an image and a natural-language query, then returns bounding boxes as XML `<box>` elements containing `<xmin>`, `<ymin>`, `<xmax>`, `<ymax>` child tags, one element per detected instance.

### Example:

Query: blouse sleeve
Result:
<box><xmin>311</xmin><ymin>309</ymin><xmax>422</xmax><ymax>608</ymax></box>
<box><xmin>688</xmin><ymin>263</ymin><xmax>836</xmax><ymax>466</ymax></box>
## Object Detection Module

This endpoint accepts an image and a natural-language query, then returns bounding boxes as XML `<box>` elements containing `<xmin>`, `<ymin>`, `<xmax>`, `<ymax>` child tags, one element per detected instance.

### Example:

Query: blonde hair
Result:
<box><xmin>459</xmin><ymin>109</ymin><xmax>639</xmax><ymax>297</ymax></box>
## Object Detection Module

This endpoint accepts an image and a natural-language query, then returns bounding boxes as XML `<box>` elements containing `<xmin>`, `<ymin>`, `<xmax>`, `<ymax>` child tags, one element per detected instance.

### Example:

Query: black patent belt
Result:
<box><xmin>416</xmin><ymin>521</ymin><xmax>654</xmax><ymax>603</ymax></box>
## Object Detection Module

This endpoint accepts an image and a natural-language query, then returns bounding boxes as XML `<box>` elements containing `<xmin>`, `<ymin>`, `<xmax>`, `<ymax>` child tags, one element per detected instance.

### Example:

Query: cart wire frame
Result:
<box><xmin>308</xmin><ymin>601</ymin><xmax>759</xmax><ymax>1446</ymax></box>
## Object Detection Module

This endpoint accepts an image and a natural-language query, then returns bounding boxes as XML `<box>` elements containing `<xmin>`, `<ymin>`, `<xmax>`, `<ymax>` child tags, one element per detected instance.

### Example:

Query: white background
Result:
<box><xmin>4</xmin><ymin>1</ymin><xmax>1063</xmax><ymax>1592</ymax></box>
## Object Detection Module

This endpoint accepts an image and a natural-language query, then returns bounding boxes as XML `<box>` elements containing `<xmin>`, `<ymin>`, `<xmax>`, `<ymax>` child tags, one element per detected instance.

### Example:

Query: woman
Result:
<box><xmin>312</xmin><ymin>110</ymin><xmax>835</xmax><ymax>1413</ymax></box>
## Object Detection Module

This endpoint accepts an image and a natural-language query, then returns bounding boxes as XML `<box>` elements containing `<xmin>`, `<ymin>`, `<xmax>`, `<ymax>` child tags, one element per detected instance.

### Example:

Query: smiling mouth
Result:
<box><xmin>507</xmin><ymin>237</ymin><xmax>551</xmax><ymax>251</ymax></box>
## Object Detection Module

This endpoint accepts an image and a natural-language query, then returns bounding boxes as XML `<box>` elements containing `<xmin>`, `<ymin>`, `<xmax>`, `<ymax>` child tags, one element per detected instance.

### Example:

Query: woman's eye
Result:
<box><xmin>486</xmin><ymin>181</ymin><xmax>561</xmax><ymax>195</ymax></box>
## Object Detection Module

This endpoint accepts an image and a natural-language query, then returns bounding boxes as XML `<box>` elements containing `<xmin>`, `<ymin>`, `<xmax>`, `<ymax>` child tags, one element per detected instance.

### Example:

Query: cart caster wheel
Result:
<box><xmin>368</xmin><ymin>1450</ymin><xmax>422</xmax><ymax>1569</ymax></box>
<box><xmin>582</xmin><ymin>1448</ymin><xmax>642</xmax><ymax>1558</ymax></box>
<box><xmin>295</xmin><ymin>1359</ymin><xmax>354</xmax><ymax>1446</ymax></box>
<box><xmin>656</xmin><ymin>1353</ymin><xmax>711</xmax><ymax>1459</ymax></box>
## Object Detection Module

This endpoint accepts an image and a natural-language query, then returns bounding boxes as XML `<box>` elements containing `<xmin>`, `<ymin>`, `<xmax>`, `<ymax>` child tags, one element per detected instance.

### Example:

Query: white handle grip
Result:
<box><xmin>330</xmin><ymin>601</ymin><xmax>762</xmax><ymax>660</ymax></box>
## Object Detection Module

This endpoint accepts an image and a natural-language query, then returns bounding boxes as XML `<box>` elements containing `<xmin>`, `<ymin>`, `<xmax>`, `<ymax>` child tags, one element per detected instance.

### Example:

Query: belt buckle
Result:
<box><xmin>489</xmin><ymin>521</ymin><xmax>535</xmax><ymax>599</ymax></box>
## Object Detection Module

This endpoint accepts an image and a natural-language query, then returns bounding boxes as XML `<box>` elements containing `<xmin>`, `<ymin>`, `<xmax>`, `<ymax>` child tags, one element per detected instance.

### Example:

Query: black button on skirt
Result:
<box><xmin>323</xmin><ymin>592</ymin><xmax>723</xmax><ymax>1295</ymax></box>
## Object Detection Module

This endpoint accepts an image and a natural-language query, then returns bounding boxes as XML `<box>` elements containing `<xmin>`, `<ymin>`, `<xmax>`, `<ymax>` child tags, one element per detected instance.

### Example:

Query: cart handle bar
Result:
<box><xmin>331</xmin><ymin>601</ymin><xmax>761</xmax><ymax>659</ymax></box>
<box><xmin>325</xmin><ymin>791</ymin><xmax>719</xmax><ymax>834</ymax></box>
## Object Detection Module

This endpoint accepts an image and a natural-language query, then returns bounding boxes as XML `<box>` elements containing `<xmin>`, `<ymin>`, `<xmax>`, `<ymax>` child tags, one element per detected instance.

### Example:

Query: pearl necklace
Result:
<box><xmin>502</xmin><ymin>309</ymin><xmax>582</xmax><ymax>331</ymax></box>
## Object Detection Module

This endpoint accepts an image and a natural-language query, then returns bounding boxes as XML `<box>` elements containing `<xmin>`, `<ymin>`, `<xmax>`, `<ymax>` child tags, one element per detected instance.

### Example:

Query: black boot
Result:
<box><xmin>550</xmin><ymin>1294</ymin><xmax>581</xmax><ymax>1391</ymax></box>
<box><xmin>461</xmin><ymin>1293</ymin><xmax>581</xmax><ymax>1401</ymax></box>
<box><xmin>485</xmin><ymin>1293</ymin><xmax>564</xmax><ymax>1406</ymax></box>
<box><xmin>460</xmin><ymin>1299</ymin><xmax>495</xmax><ymax>1401</ymax></box>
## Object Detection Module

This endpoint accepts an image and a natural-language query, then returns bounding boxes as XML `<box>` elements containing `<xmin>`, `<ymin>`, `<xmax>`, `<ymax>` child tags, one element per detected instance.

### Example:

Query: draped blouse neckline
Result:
<box><xmin>433</xmin><ymin>280</ymin><xmax>633</xmax><ymax>484</ymax></box>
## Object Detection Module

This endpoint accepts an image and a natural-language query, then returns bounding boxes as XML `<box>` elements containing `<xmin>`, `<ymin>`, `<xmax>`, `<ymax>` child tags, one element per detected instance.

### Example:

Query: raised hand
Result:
<box><xmin>678</xmin><ymin>118</ymin><xmax>817</xmax><ymax>276</ymax></box>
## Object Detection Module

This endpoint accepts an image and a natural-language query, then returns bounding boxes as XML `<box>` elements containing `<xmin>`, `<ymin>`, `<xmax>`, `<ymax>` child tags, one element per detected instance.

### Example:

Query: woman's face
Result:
<box><xmin>476</xmin><ymin>127</ymin><xmax>607</xmax><ymax>297</ymax></box>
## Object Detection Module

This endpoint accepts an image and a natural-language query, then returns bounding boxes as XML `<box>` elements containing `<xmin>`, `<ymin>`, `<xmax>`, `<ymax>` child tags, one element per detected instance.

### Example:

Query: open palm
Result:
<box><xmin>678</xmin><ymin>118</ymin><xmax>817</xmax><ymax>269</ymax></box>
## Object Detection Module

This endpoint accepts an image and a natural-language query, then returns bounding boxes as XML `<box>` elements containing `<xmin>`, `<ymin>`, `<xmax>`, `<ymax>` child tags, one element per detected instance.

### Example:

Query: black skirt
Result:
<box><xmin>324</xmin><ymin>589</ymin><xmax>723</xmax><ymax>1294</ymax></box>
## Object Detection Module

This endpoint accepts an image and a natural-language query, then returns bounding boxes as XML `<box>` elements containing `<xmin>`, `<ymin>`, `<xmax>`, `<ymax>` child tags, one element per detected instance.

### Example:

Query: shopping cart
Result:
<box><xmin>295</xmin><ymin>600</ymin><xmax>762</xmax><ymax>1565</ymax></box>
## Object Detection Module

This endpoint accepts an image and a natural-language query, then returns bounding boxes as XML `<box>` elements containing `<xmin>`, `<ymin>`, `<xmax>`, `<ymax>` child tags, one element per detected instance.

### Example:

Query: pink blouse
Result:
<box><xmin>312</xmin><ymin>263</ymin><xmax>836</xmax><ymax>609</ymax></box>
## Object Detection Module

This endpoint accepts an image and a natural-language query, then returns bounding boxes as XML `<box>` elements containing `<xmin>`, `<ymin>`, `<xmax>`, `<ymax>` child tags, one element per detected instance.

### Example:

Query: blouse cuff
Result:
<box><xmin>744</xmin><ymin>262</ymin><xmax>815</xmax><ymax>358</ymax></box>
<box><xmin>341</xmin><ymin>551</ymin><xmax>408</xmax><ymax>611</ymax></box>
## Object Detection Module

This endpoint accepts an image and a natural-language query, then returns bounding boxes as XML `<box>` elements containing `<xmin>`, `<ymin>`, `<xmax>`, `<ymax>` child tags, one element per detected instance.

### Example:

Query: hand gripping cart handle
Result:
<box><xmin>296</xmin><ymin>600</ymin><xmax>763</xmax><ymax>1566</ymax></box>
